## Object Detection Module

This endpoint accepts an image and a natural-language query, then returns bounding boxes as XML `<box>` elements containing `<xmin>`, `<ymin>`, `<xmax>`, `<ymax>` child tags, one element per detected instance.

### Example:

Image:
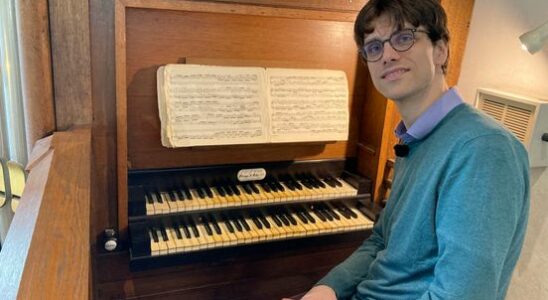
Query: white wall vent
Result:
<box><xmin>475</xmin><ymin>88</ymin><xmax>548</xmax><ymax>167</ymax></box>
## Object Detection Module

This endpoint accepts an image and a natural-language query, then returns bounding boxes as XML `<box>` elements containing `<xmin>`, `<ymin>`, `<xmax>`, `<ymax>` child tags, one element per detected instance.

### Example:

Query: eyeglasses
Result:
<box><xmin>360</xmin><ymin>28</ymin><xmax>430</xmax><ymax>62</ymax></box>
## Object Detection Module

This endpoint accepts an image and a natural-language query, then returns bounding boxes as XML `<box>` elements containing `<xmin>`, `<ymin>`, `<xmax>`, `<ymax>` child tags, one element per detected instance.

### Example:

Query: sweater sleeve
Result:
<box><xmin>316</xmin><ymin>213</ymin><xmax>386</xmax><ymax>299</ymax></box>
<box><xmin>418</xmin><ymin>134</ymin><xmax>529</xmax><ymax>300</ymax></box>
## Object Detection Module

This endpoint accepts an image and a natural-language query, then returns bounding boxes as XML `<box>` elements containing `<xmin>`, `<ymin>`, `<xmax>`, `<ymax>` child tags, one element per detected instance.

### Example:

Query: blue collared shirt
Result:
<box><xmin>395</xmin><ymin>87</ymin><xmax>464</xmax><ymax>144</ymax></box>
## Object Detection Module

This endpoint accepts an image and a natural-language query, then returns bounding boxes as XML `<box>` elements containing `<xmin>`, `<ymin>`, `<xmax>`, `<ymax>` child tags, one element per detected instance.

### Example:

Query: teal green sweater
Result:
<box><xmin>318</xmin><ymin>104</ymin><xmax>530</xmax><ymax>300</ymax></box>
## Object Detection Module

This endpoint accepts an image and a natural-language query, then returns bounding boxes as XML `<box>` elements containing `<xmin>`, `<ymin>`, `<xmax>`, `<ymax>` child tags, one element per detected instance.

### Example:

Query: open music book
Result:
<box><xmin>157</xmin><ymin>64</ymin><xmax>350</xmax><ymax>148</ymax></box>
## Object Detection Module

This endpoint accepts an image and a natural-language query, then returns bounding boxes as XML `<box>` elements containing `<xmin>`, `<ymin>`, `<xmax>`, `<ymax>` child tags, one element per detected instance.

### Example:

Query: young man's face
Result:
<box><xmin>364</xmin><ymin>14</ymin><xmax>447</xmax><ymax>102</ymax></box>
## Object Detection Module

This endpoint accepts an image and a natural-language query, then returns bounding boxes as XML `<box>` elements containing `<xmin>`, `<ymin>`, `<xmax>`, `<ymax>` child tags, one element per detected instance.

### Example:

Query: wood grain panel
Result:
<box><xmin>356</xmin><ymin>73</ymin><xmax>387</xmax><ymax>181</ymax></box>
<box><xmin>0</xmin><ymin>128</ymin><xmax>90</xmax><ymax>299</ymax></box>
<box><xmin>49</xmin><ymin>0</ymin><xmax>93</xmax><ymax>129</ymax></box>
<box><xmin>211</xmin><ymin>0</ymin><xmax>367</xmax><ymax>12</ymax></box>
<box><xmin>124</xmin><ymin>7</ymin><xmax>363</xmax><ymax>170</ymax></box>
<box><xmin>94</xmin><ymin>232</ymin><xmax>367</xmax><ymax>299</ymax></box>
<box><xmin>442</xmin><ymin>0</ymin><xmax>475</xmax><ymax>86</ymax></box>
<box><xmin>115</xmin><ymin>0</ymin><xmax>130</xmax><ymax>237</ymax></box>
<box><xmin>90</xmin><ymin>0</ymin><xmax>118</xmax><ymax>247</ymax></box>
<box><xmin>15</xmin><ymin>0</ymin><xmax>55</xmax><ymax>152</ymax></box>
<box><xmin>123</xmin><ymin>0</ymin><xmax>361</xmax><ymax>22</ymax></box>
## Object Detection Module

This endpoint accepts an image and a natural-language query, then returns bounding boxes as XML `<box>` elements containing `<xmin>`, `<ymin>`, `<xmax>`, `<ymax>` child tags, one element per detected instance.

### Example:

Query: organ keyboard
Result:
<box><xmin>132</xmin><ymin>174</ymin><xmax>358</xmax><ymax>216</ymax></box>
<box><xmin>127</xmin><ymin>159</ymin><xmax>375</xmax><ymax>270</ymax></box>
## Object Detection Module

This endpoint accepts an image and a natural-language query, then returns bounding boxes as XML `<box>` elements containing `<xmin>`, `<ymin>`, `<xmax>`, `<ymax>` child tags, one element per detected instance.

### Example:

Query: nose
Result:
<box><xmin>382</xmin><ymin>41</ymin><xmax>401</xmax><ymax>63</ymax></box>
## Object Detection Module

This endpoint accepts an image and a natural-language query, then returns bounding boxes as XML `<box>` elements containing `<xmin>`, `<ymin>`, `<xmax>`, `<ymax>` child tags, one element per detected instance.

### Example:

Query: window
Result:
<box><xmin>0</xmin><ymin>0</ymin><xmax>27</xmax><ymax>247</ymax></box>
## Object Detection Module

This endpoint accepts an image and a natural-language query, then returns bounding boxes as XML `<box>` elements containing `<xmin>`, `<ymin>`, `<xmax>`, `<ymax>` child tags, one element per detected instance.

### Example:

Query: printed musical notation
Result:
<box><xmin>267</xmin><ymin>68</ymin><xmax>349</xmax><ymax>142</ymax></box>
<box><xmin>157</xmin><ymin>64</ymin><xmax>349</xmax><ymax>148</ymax></box>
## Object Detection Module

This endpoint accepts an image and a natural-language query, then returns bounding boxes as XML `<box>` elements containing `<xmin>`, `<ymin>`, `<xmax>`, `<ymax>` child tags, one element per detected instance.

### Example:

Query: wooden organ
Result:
<box><xmin>99</xmin><ymin>0</ymin><xmax>383</xmax><ymax>296</ymax></box>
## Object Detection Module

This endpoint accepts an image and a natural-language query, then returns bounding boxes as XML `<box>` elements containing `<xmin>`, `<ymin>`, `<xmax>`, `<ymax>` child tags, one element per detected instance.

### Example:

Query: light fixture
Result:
<box><xmin>519</xmin><ymin>21</ymin><xmax>548</xmax><ymax>54</ymax></box>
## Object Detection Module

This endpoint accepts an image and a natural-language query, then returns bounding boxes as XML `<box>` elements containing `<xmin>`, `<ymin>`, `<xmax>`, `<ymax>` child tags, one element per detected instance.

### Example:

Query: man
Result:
<box><xmin>286</xmin><ymin>0</ymin><xmax>530</xmax><ymax>299</ymax></box>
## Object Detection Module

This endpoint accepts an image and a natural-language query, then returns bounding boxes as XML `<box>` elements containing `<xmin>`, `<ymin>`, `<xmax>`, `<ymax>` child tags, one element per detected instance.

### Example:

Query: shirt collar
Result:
<box><xmin>395</xmin><ymin>87</ymin><xmax>464</xmax><ymax>143</ymax></box>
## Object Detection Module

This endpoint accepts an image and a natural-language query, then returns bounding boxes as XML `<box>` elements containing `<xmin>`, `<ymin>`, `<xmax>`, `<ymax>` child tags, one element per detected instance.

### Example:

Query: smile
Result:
<box><xmin>381</xmin><ymin>68</ymin><xmax>410</xmax><ymax>80</ymax></box>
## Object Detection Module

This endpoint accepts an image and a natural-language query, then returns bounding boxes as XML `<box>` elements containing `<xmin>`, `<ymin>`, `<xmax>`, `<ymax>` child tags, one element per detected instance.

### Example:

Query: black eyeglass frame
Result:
<box><xmin>360</xmin><ymin>28</ymin><xmax>430</xmax><ymax>62</ymax></box>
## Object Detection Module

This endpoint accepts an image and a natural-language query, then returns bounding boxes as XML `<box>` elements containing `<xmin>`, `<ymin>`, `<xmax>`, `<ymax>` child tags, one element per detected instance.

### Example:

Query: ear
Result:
<box><xmin>433</xmin><ymin>39</ymin><xmax>449</xmax><ymax>70</ymax></box>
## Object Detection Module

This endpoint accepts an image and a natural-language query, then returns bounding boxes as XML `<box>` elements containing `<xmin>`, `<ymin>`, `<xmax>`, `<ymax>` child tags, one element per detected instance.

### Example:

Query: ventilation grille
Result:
<box><xmin>479</xmin><ymin>98</ymin><xmax>534</xmax><ymax>142</ymax></box>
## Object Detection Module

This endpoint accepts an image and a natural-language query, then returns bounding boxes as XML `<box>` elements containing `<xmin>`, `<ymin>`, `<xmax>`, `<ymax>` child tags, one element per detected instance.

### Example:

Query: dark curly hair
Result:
<box><xmin>354</xmin><ymin>0</ymin><xmax>450</xmax><ymax>74</ymax></box>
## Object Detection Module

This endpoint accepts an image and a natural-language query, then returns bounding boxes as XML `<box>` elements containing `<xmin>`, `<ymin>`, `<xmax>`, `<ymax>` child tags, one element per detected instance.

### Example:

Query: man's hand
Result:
<box><xmin>282</xmin><ymin>285</ymin><xmax>337</xmax><ymax>300</ymax></box>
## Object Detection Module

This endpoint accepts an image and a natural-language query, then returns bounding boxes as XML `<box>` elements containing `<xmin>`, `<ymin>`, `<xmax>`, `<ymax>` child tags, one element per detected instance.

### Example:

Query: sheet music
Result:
<box><xmin>266</xmin><ymin>68</ymin><xmax>349</xmax><ymax>143</ymax></box>
<box><xmin>158</xmin><ymin>65</ymin><xmax>269</xmax><ymax>147</ymax></box>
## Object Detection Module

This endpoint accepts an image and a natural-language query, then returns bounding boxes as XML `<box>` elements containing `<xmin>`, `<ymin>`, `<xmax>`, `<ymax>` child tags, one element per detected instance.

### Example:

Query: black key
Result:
<box><xmin>172</xmin><ymin>222</ymin><xmax>183</xmax><ymax>239</ymax></box>
<box><xmin>339</xmin><ymin>207</ymin><xmax>352</xmax><ymax>219</ymax></box>
<box><xmin>274</xmin><ymin>180</ymin><xmax>285</xmax><ymax>192</ymax></box>
<box><xmin>209</xmin><ymin>215</ymin><xmax>222</xmax><ymax>235</ymax></box>
<box><xmin>344</xmin><ymin>205</ymin><xmax>358</xmax><ymax>218</ymax></box>
<box><xmin>232</xmin><ymin>217</ymin><xmax>243</xmax><ymax>232</ymax></box>
<box><xmin>293</xmin><ymin>179</ymin><xmax>303</xmax><ymax>190</ymax></box>
<box><xmin>180</xmin><ymin>221</ymin><xmax>191</xmax><ymax>238</ymax></box>
<box><xmin>267</xmin><ymin>181</ymin><xmax>279</xmax><ymax>192</ymax></box>
<box><xmin>188</xmin><ymin>219</ymin><xmax>200</xmax><ymax>237</ymax></box>
<box><xmin>216</xmin><ymin>186</ymin><xmax>226</xmax><ymax>197</ymax></box>
<box><xmin>304</xmin><ymin>176</ymin><xmax>316</xmax><ymax>189</ymax></box>
<box><xmin>204</xmin><ymin>185</ymin><xmax>213</xmax><ymax>198</ymax></box>
<box><xmin>176</xmin><ymin>188</ymin><xmax>186</xmax><ymax>201</ymax></box>
<box><xmin>183</xmin><ymin>186</ymin><xmax>193</xmax><ymax>200</ymax></box>
<box><xmin>300</xmin><ymin>177</ymin><xmax>313</xmax><ymax>189</ymax></box>
<box><xmin>283</xmin><ymin>209</ymin><xmax>297</xmax><ymax>225</ymax></box>
<box><xmin>324</xmin><ymin>204</ymin><xmax>340</xmax><ymax>220</ymax></box>
<box><xmin>168</xmin><ymin>190</ymin><xmax>177</xmax><ymax>201</ymax></box>
<box><xmin>293</xmin><ymin>208</ymin><xmax>308</xmax><ymax>223</ymax></box>
<box><xmin>242</xmin><ymin>183</ymin><xmax>253</xmax><ymax>195</ymax></box>
<box><xmin>196</xmin><ymin>187</ymin><xmax>206</xmax><ymax>199</ymax></box>
<box><xmin>150</xmin><ymin>228</ymin><xmax>159</xmax><ymax>243</ymax></box>
<box><xmin>336</xmin><ymin>203</ymin><xmax>357</xmax><ymax>218</ymax></box>
<box><xmin>225</xmin><ymin>184</ymin><xmax>234</xmax><ymax>196</ymax></box>
<box><xmin>202</xmin><ymin>216</ymin><xmax>213</xmax><ymax>236</ymax></box>
<box><xmin>321</xmin><ymin>208</ymin><xmax>333</xmax><ymax>221</ymax></box>
<box><xmin>312</xmin><ymin>175</ymin><xmax>326</xmax><ymax>188</ymax></box>
<box><xmin>300</xmin><ymin>174</ymin><xmax>315</xmax><ymax>188</ymax></box>
<box><xmin>154</xmin><ymin>191</ymin><xmax>163</xmax><ymax>203</ymax></box>
<box><xmin>302</xmin><ymin>209</ymin><xmax>316</xmax><ymax>223</ymax></box>
<box><xmin>250</xmin><ymin>214</ymin><xmax>263</xmax><ymax>229</ymax></box>
<box><xmin>257</xmin><ymin>212</ymin><xmax>271</xmax><ymax>228</ymax></box>
<box><xmin>160</xmin><ymin>226</ymin><xmax>169</xmax><ymax>241</ymax></box>
<box><xmin>330</xmin><ymin>176</ymin><xmax>343</xmax><ymax>187</ymax></box>
<box><xmin>277</xmin><ymin>211</ymin><xmax>290</xmax><ymax>226</ymax></box>
<box><xmin>270</xmin><ymin>212</ymin><xmax>283</xmax><ymax>227</ymax></box>
<box><xmin>317</xmin><ymin>204</ymin><xmax>333</xmax><ymax>221</ymax></box>
<box><xmin>336</xmin><ymin>204</ymin><xmax>352</xmax><ymax>219</ymax></box>
<box><xmin>306</xmin><ymin>175</ymin><xmax>320</xmax><ymax>188</ymax></box>
<box><xmin>230</xmin><ymin>184</ymin><xmax>241</xmax><ymax>196</ymax></box>
<box><xmin>147</xmin><ymin>192</ymin><xmax>157</xmax><ymax>203</ymax></box>
<box><xmin>249</xmin><ymin>183</ymin><xmax>260</xmax><ymax>194</ymax></box>
<box><xmin>322</xmin><ymin>177</ymin><xmax>337</xmax><ymax>188</ymax></box>
<box><xmin>260</xmin><ymin>182</ymin><xmax>271</xmax><ymax>193</ymax></box>
<box><xmin>145</xmin><ymin>193</ymin><xmax>153</xmax><ymax>204</ymax></box>
<box><xmin>311</xmin><ymin>206</ymin><xmax>326</xmax><ymax>222</ymax></box>
<box><xmin>283</xmin><ymin>180</ymin><xmax>296</xmax><ymax>191</ymax></box>
<box><xmin>222</xmin><ymin>214</ymin><xmax>235</xmax><ymax>233</ymax></box>
<box><xmin>239</xmin><ymin>216</ymin><xmax>251</xmax><ymax>231</ymax></box>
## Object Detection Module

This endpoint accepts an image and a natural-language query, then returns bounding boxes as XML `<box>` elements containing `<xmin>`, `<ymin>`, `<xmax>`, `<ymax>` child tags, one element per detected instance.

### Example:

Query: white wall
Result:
<box><xmin>458</xmin><ymin>0</ymin><xmax>548</xmax><ymax>299</ymax></box>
